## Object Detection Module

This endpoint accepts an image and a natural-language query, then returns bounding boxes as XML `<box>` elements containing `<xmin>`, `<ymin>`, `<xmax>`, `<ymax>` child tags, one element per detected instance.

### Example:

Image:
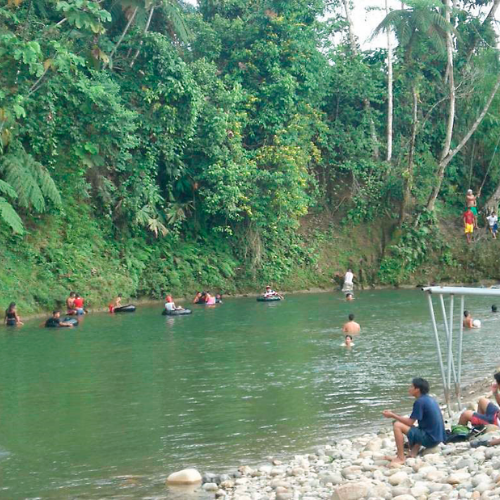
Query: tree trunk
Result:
<box><xmin>485</xmin><ymin>181</ymin><xmax>500</xmax><ymax>213</ymax></box>
<box><xmin>426</xmin><ymin>72</ymin><xmax>500</xmax><ymax>211</ymax></box>
<box><xmin>106</xmin><ymin>6</ymin><xmax>139</xmax><ymax>68</ymax></box>
<box><xmin>399</xmin><ymin>85</ymin><xmax>418</xmax><ymax>224</ymax></box>
<box><xmin>341</xmin><ymin>0</ymin><xmax>380</xmax><ymax>160</ymax></box>
<box><xmin>130</xmin><ymin>5</ymin><xmax>155</xmax><ymax>68</ymax></box>
<box><xmin>385</xmin><ymin>0</ymin><xmax>393</xmax><ymax>162</ymax></box>
<box><xmin>440</xmin><ymin>0</ymin><xmax>455</xmax><ymax>161</ymax></box>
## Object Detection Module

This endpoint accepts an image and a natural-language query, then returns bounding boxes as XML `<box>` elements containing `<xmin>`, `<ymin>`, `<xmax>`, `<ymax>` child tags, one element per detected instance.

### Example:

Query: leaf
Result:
<box><xmin>0</xmin><ymin>196</ymin><xmax>24</xmax><ymax>234</ymax></box>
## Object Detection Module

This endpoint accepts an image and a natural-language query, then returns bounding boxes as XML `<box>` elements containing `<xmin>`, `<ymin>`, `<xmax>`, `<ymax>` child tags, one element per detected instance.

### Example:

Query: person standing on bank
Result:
<box><xmin>466</xmin><ymin>189</ymin><xmax>479</xmax><ymax>229</ymax></box>
<box><xmin>343</xmin><ymin>269</ymin><xmax>354</xmax><ymax>292</ymax></box>
<box><xmin>463</xmin><ymin>207</ymin><xmax>475</xmax><ymax>244</ymax></box>
<box><xmin>382</xmin><ymin>377</ymin><xmax>445</xmax><ymax>466</ymax></box>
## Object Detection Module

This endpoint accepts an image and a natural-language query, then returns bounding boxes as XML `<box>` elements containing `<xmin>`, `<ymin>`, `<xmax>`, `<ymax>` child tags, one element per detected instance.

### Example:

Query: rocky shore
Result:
<box><xmin>168</xmin><ymin>375</ymin><xmax>500</xmax><ymax>499</ymax></box>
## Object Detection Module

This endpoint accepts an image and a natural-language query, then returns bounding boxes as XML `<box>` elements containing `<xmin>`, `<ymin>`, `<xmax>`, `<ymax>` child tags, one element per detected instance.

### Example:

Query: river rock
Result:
<box><xmin>166</xmin><ymin>468</ymin><xmax>202</xmax><ymax>485</ymax></box>
<box><xmin>331</xmin><ymin>481</ymin><xmax>369</xmax><ymax>500</ymax></box>
<box><xmin>341</xmin><ymin>466</ymin><xmax>362</xmax><ymax>479</ymax></box>
<box><xmin>448</xmin><ymin>472</ymin><xmax>471</xmax><ymax>484</ymax></box>
<box><xmin>388</xmin><ymin>471</ymin><xmax>409</xmax><ymax>486</ymax></box>
<box><xmin>220</xmin><ymin>479</ymin><xmax>234</xmax><ymax>489</ymax></box>
<box><xmin>393</xmin><ymin>495</ymin><xmax>416</xmax><ymax>500</ymax></box>
<box><xmin>472</xmin><ymin>474</ymin><xmax>492</xmax><ymax>487</ymax></box>
<box><xmin>203</xmin><ymin>482</ymin><xmax>218</xmax><ymax>491</ymax></box>
<box><xmin>410</xmin><ymin>482</ymin><xmax>430</xmax><ymax>496</ymax></box>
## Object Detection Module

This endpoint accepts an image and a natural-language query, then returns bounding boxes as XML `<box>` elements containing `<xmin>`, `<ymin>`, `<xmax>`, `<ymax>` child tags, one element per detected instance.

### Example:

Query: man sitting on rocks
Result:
<box><xmin>382</xmin><ymin>377</ymin><xmax>445</xmax><ymax>465</ymax></box>
<box><xmin>459</xmin><ymin>373</ymin><xmax>500</xmax><ymax>436</ymax></box>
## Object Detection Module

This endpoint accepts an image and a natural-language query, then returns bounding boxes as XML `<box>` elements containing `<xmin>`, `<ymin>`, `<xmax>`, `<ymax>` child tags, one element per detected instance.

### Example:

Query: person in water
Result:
<box><xmin>165</xmin><ymin>295</ymin><xmax>184</xmax><ymax>313</ymax></box>
<box><xmin>342</xmin><ymin>313</ymin><xmax>360</xmax><ymax>334</ymax></box>
<box><xmin>342</xmin><ymin>335</ymin><xmax>354</xmax><ymax>347</ymax></box>
<box><xmin>215</xmin><ymin>293</ymin><xmax>223</xmax><ymax>304</ymax></box>
<box><xmin>192</xmin><ymin>292</ymin><xmax>203</xmax><ymax>304</ymax></box>
<box><xmin>493</xmin><ymin>305</ymin><xmax>498</xmax><ymax>313</ymax></box>
<box><xmin>383</xmin><ymin>377</ymin><xmax>445</xmax><ymax>465</ymax></box>
<box><xmin>463</xmin><ymin>310</ymin><xmax>478</xmax><ymax>329</ymax></box>
<box><xmin>45</xmin><ymin>311</ymin><xmax>74</xmax><ymax>328</ymax></box>
<box><xmin>458</xmin><ymin>372</ymin><xmax>500</xmax><ymax>431</ymax></box>
<box><xmin>109</xmin><ymin>295</ymin><xmax>122</xmax><ymax>313</ymax></box>
<box><xmin>66</xmin><ymin>292</ymin><xmax>77</xmax><ymax>315</ymax></box>
<box><xmin>264</xmin><ymin>286</ymin><xmax>284</xmax><ymax>299</ymax></box>
<box><xmin>345</xmin><ymin>292</ymin><xmax>354</xmax><ymax>301</ymax></box>
<box><xmin>204</xmin><ymin>292</ymin><xmax>216</xmax><ymax>305</ymax></box>
<box><xmin>4</xmin><ymin>302</ymin><xmax>23</xmax><ymax>326</ymax></box>
<box><xmin>74</xmin><ymin>293</ymin><xmax>85</xmax><ymax>315</ymax></box>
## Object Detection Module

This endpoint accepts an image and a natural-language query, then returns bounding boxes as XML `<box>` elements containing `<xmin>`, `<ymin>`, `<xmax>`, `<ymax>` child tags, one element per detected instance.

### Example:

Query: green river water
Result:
<box><xmin>0</xmin><ymin>290</ymin><xmax>499</xmax><ymax>498</ymax></box>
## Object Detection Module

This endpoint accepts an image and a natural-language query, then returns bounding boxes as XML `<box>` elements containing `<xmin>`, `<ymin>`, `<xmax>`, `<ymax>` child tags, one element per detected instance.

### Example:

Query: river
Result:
<box><xmin>0</xmin><ymin>290</ymin><xmax>498</xmax><ymax>498</ymax></box>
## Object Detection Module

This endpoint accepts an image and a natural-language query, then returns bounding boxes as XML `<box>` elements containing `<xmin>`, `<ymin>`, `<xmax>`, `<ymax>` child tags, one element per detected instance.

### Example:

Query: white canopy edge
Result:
<box><xmin>422</xmin><ymin>286</ymin><xmax>500</xmax><ymax>297</ymax></box>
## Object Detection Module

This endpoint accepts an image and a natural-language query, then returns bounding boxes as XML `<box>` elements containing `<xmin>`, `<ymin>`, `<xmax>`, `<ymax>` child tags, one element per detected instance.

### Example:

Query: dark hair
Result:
<box><xmin>464</xmin><ymin>310</ymin><xmax>469</xmax><ymax>317</ymax></box>
<box><xmin>348</xmin><ymin>313</ymin><xmax>355</xmax><ymax>321</ymax></box>
<box><xmin>345</xmin><ymin>335</ymin><xmax>353</xmax><ymax>340</ymax></box>
<box><xmin>52</xmin><ymin>310</ymin><xmax>59</xmax><ymax>315</ymax></box>
<box><xmin>412</xmin><ymin>377</ymin><xmax>430</xmax><ymax>395</ymax></box>
<box><xmin>494</xmin><ymin>372</ymin><xmax>500</xmax><ymax>385</ymax></box>
<box><xmin>493</xmin><ymin>305</ymin><xmax>498</xmax><ymax>313</ymax></box>
<box><xmin>7</xmin><ymin>302</ymin><xmax>15</xmax><ymax>313</ymax></box>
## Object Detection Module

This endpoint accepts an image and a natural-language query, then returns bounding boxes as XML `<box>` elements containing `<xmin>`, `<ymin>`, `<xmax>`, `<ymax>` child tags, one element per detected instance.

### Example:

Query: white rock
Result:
<box><xmin>472</xmin><ymin>474</ymin><xmax>492</xmax><ymax>487</ymax></box>
<box><xmin>203</xmin><ymin>482</ymin><xmax>218</xmax><ymax>491</ymax></box>
<box><xmin>389</xmin><ymin>471</ymin><xmax>409</xmax><ymax>486</ymax></box>
<box><xmin>331</xmin><ymin>481</ymin><xmax>369</xmax><ymax>500</ymax></box>
<box><xmin>393</xmin><ymin>495</ymin><xmax>416</xmax><ymax>500</ymax></box>
<box><xmin>166</xmin><ymin>468</ymin><xmax>202</xmax><ymax>485</ymax></box>
<box><xmin>448</xmin><ymin>472</ymin><xmax>471</xmax><ymax>484</ymax></box>
<box><xmin>410</xmin><ymin>482</ymin><xmax>430</xmax><ymax>496</ymax></box>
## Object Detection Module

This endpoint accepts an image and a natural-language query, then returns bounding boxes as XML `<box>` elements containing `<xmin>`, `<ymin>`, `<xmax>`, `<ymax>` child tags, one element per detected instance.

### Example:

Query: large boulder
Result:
<box><xmin>166</xmin><ymin>468</ymin><xmax>202</xmax><ymax>485</ymax></box>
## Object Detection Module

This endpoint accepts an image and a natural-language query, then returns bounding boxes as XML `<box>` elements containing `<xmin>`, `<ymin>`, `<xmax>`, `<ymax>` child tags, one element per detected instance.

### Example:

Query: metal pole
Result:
<box><xmin>448</xmin><ymin>295</ymin><xmax>454</xmax><ymax>392</ymax></box>
<box><xmin>427</xmin><ymin>293</ymin><xmax>450</xmax><ymax>414</ymax></box>
<box><xmin>456</xmin><ymin>295</ymin><xmax>464</xmax><ymax>409</ymax></box>
<box><xmin>439</xmin><ymin>295</ymin><xmax>458</xmax><ymax>387</ymax></box>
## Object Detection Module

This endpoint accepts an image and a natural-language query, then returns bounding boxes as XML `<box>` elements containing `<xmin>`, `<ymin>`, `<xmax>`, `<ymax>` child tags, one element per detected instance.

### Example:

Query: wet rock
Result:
<box><xmin>166</xmin><ymin>468</ymin><xmax>202</xmax><ymax>485</ymax></box>
<box><xmin>203</xmin><ymin>482</ymin><xmax>218</xmax><ymax>491</ymax></box>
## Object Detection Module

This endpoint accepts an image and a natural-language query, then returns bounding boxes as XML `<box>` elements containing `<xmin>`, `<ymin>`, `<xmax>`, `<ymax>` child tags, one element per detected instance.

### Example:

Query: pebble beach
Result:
<box><xmin>168</xmin><ymin>374</ymin><xmax>500</xmax><ymax>499</ymax></box>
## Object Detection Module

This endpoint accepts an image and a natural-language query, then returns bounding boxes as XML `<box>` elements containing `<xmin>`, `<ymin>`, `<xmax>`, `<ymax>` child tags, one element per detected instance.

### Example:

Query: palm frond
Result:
<box><xmin>0</xmin><ymin>179</ymin><xmax>18</xmax><ymax>200</ymax></box>
<box><xmin>162</xmin><ymin>0</ymin><xmax>190</xmax><ymax>43</ymax></box>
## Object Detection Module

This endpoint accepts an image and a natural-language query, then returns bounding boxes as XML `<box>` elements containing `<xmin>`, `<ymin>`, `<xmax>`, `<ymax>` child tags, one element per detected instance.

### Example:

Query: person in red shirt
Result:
<box><xmin>463</xmin><ymin>207</ymin><xmax>475</xmax><ymax>244</ymax></box>
<box><xmin>74</xmin><ymin>293</ymin><xmax>85</xmax><ymax>315</ymax></box>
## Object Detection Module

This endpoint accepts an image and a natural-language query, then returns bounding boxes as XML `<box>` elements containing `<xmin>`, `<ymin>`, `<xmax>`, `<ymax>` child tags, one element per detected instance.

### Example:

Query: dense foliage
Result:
<box><xmin>1</xmin><ymin>0</ymin><xmax>500</xmax><ymax>310</ymax></box>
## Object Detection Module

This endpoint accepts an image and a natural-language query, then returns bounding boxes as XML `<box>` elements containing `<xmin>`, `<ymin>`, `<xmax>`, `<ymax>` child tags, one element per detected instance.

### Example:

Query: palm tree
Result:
<box><xmin>372</xmin><ymin>0</ymin><xmax>453</xmax><ymax>222</ymax></box>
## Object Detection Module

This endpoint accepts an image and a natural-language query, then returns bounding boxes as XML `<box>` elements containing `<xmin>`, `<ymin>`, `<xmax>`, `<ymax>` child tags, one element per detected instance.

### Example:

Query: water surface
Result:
<box><xmin>0</xmin><ymin>290</ymin><xmax>498</xmax><ymax>498</ymax></box>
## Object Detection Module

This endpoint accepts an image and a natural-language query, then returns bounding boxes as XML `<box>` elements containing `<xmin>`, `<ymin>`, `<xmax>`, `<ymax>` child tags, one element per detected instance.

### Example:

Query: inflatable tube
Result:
<box><xmin>473</xmin><ymin>319</ymin><xmax>482</xmax><ymax>328</ymax></box>
<box><xmin>63</xmin><ymin>317</ymin><xmax>79</xmax><ymax>326</ymax></box>
<box><xmin>114</xmin><ymin>304</ymin><xmax>136</xmax><ymax>313</ymax></box>
<box><xmin>162</xmin><ymin>309</ymin><xmax>192</xmax><ymax>316</ymax></box>
<box><xmin>257</xmin><ymin>296</ymin><xmax>282</xmax><ymax>302</ymax></box>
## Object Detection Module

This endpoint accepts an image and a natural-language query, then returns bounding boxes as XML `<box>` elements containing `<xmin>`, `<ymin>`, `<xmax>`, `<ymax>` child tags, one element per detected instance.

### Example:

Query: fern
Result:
<box><xmin>0</xmin><ymin>196</ymin><xmax>24</xmax><ymax>233</ymax></box>
<box><xmin>0</xmin><ymin>179</ymin><xmax>17</xmax><ymax>199</ymax></box>
<box><xmin>0</xmin><ymin>149</ymin><xmax>62</xmax><ymax>212</ymax></box>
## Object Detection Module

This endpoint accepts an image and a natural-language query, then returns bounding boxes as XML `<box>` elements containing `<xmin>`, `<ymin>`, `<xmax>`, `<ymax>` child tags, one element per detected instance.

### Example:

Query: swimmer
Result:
<box><xmin>192</xmin><ymin>292</ymin><xmax>203</xmax><ymax>304</ymax></box>
<box><xmin>4</xmin><ymin>302</ymin><xmax>23</xmax><ymax>326</ymax></box>
<box><xmin>493</xmin><ymin>305</ymin><xmax>498</xmax><ymax>313</ymax></box>
<box><xmin>343</xmin><ymin>313</ymin><xmax>360</xmax><ymax>334</ymax></box>
<box><xmin>463</xmin><ymin>310</ymin><xmax>479</xmax><ymax>329</ymax></box>
<box><xmin>342</xmin><ymin>335</ymin><xmax>354</xmax><ymax>347</ymax></box>
<box><xmin>345</xmin><ymin>292</ymin><xmax>354</xmax><ymax>301</ymax></box>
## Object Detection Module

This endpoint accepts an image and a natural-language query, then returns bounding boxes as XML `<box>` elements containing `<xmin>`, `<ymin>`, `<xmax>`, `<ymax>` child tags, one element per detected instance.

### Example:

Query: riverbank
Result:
<box><xmin>193</xmin><ymin>376</ymin><xmax>500</xmax><ymax>499</ymax></box>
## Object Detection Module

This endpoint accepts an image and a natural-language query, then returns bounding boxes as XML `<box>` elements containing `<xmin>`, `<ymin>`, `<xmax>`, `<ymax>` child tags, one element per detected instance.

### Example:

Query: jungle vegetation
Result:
<box><xmin>1</xmin><ymin>0</ymin><xmax>500</xmax><ymax>310</ymax></box>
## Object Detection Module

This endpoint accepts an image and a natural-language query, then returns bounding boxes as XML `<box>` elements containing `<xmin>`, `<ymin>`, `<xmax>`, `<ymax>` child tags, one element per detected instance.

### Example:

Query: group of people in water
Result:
<box><xmin>463</xmin><ymin>188</ymin><xmax>498</xmax><ymax>243</ymax></box>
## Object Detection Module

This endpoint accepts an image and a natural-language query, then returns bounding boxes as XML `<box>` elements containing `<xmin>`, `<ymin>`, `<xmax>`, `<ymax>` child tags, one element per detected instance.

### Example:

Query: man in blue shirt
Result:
<box><xmin>383</xmin><ymin>378</ymin><xmax>445</xmax><ymax>465</ymax></box>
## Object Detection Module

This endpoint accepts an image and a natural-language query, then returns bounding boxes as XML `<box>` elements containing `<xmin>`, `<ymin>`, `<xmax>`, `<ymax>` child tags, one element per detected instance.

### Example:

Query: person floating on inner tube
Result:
<box><xmin>4</xmin><ymin>302</ymin><xmax>23</xmax><ymax>326</ymax></box>
<box><xmin>66</xmin><ymin>291</ymin><xmax>77</xmax><ymax>315</ymax></box>
<box><xmin>263</xmin><ymin>286</ymin><xmax>284</xmax><ymax>299</ymax></box>
<box><xmin>165</xmin><ymin>295</ymin><xmax>185</xmax><ymax>313</ymax></box>
<box><xmin>109</xmin><ymin>294</ymin><xmax>122</xmax><ymax>313</ymax></box>
<box><xmin>45</xmin><ymin>311</ymin><xmax>74</xmax><ymax>328</ymax></box>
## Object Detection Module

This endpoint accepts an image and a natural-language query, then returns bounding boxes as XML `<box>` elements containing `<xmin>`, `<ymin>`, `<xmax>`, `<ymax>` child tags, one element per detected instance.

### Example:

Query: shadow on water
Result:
<box><xmin>0</xmin><ymin>290</ymin><xmax>498</xmax><ymax>497</ymax></box>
